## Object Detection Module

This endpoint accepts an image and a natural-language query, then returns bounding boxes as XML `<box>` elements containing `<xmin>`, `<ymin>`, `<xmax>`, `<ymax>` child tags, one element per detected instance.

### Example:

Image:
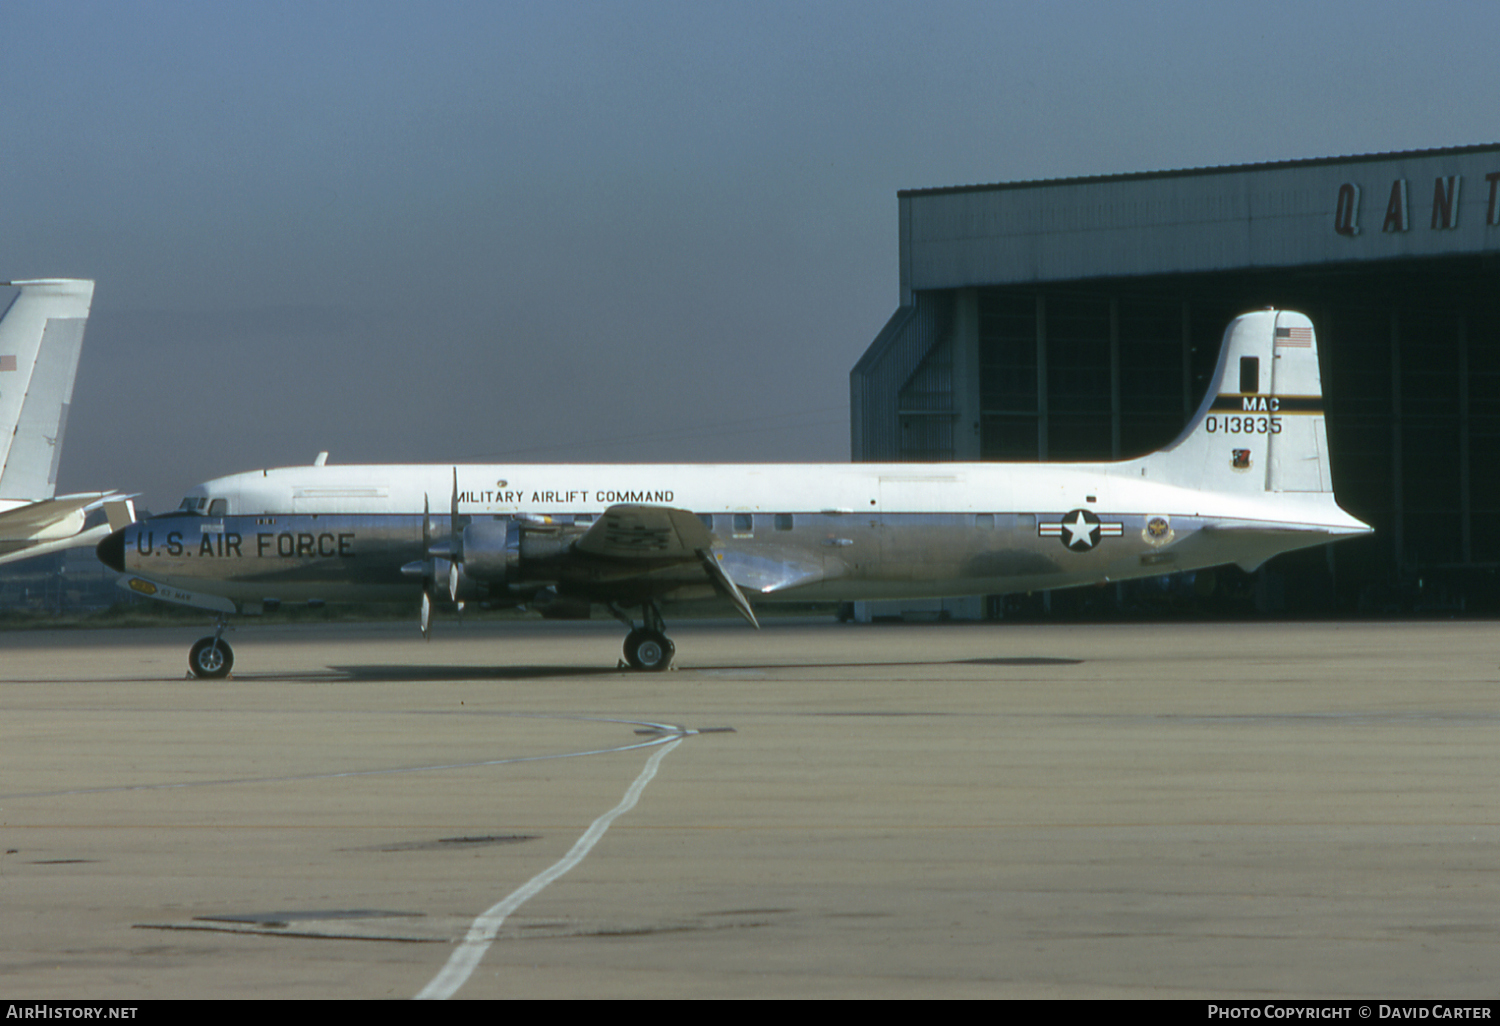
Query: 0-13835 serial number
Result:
<box><xmin>1206</xmin><ymin>415</ymin><xmax>1282</xmax><ymax>434</ymax></box>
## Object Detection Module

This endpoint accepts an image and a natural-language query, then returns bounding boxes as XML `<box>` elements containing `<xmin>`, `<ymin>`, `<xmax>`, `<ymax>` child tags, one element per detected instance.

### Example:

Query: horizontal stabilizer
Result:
<box><xmin>0</xmin><ymin>522</ymin><xmax>115</xmax><ymax>568</ymax></box>
<box><xmin>0</xmin><ymin>491</ymin><xmax>118</xmax><ymax>540</ymax></box>
<box><xmin>1108</xmin><ymin>519</ymin><xmax>1368</xmax><ymax>581</ymax></box>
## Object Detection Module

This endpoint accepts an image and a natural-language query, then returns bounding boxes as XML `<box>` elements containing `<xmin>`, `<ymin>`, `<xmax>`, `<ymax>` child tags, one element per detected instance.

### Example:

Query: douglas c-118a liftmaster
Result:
<box><xmin>98</xmin><ymin>310</ymin><xmax>1371</xmax><ymax>678</ymax></box>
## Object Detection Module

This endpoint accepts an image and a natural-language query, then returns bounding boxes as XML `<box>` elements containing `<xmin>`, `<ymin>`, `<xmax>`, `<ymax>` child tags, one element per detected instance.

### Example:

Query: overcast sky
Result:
<box><xmin>3</xmin><ymin>0</ymin><xmax>1497</xmax><ymax>510</ymax></box>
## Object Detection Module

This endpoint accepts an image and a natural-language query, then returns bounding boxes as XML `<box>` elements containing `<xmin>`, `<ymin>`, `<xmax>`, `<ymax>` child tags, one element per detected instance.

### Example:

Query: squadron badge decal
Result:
<box><xmin>1144</xmin><ymin>516</ymin><xmax>1174</xmax><ymax>546</ymax></box>
<box><xmin>1038</xmin><ymin>509</ymin><xmax>1124</xmax><ymax>552</ymax></box>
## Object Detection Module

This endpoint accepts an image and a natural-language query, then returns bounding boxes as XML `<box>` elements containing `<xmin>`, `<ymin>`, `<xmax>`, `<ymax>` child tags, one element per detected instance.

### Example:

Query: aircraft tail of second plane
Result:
<box><xmin>0</xmin><ymin>279</ymin><xmax>94</xmax><ymax>501</ymax></box>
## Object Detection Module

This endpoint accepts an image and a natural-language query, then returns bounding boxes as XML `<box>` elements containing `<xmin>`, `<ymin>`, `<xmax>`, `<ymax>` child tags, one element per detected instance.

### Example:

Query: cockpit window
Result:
<box><xmin>208</xmin><ymin>499</ymin><xmax>227</xmax><ymax>517</ymax></box>
<box><xmin>178</xmin><ymin>496</ymin><xmax>207</xmax><ymax>512</ymax></box>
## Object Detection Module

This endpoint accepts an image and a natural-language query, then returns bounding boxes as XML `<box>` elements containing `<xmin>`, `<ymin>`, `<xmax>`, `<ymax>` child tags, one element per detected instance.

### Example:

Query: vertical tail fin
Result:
<box><xmin>1141</xmin><ymin>309</ymin><xmax>1331</xmax><ymax>494</ymax></box>
<box><xmin>0</xmin><ymin>279</ymin><xmax>94</xmax><ymax>500</ymax></box>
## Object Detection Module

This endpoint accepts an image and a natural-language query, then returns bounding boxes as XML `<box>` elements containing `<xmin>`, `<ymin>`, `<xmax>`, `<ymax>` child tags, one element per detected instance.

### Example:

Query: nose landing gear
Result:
<box><xmin>188</xmin><ymin>617</ymin><xmax>234</xmax><ymax>679</ymax></box>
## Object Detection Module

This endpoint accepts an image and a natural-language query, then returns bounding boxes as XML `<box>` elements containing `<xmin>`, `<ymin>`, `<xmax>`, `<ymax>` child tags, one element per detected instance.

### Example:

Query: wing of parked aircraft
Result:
<box><xmin>574</xmin><ymin>504</ymin><xmax>761</xmax><ymax>627</ymax></box>
<box><xmin>0</xmin><ymin>279</ymin><xmax>131</xmax><ymax>567</ymax></box>
<box><xmin>99</xmin><ymin>309</ymin><xmax>1372</xmax><ymax>679</ymax></box>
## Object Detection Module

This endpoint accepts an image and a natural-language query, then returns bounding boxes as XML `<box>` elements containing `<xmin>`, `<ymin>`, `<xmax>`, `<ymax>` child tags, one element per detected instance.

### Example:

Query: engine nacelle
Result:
<box><xmin>456</xmin><ymin>517</ymin><xmax>587</xmax><ymax>602</ymax></box>
<box><xmin>459</xmin><ymin>518</ymin><xmax>521</xmax><ymax>581</ymax></box>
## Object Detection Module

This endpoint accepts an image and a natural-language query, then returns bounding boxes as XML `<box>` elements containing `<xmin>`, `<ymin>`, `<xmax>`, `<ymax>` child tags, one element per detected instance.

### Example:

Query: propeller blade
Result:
<box><xmin>450</xmin><ymin>466</ymin><xmax>463</xmax><ymax>556</ymax></box>
<box><xmin>420</xmin><ymin>591</ymin><xmax>431</xmax><ymax>640</ymax></box>
<box><xmin>448</xmin><ymin>467</ymin><xmax>463</xmax><ymax>604</ymax></box>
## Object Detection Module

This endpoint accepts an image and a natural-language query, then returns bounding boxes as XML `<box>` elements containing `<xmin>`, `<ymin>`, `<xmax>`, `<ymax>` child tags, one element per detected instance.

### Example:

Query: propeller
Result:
<box><xmin>415</xmin><ymin>469</ymin><xmax>465</xmax><ymax>638</ymax></box>
<box><xmin>420</xmin><ymin>493</ymin><xmax>434</xmax><ymax>640</ymax></box>
<box><xmin>449</xmin><ymin>468</ymin><xmax>463</xmax><ymax>611</ymax></box>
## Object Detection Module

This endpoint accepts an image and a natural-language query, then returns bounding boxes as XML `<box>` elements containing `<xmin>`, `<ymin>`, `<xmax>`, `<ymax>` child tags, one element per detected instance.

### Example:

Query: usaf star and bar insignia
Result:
<box><xmin>1038</xmin><ymin>508</ymin><xmax>1124</xmax><ymax>552</ymax></box>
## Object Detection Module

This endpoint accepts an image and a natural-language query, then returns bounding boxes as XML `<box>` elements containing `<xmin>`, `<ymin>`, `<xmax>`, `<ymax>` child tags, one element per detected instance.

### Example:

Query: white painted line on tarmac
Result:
<box><xmin>415</xmin><ymin>733</ymin><xmax>683</xmax><ymax>1000</ymax></box>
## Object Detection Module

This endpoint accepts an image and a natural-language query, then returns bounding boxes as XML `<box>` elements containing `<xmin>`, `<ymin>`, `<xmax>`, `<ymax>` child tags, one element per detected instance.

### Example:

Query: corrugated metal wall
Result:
<box><xmin>850</xmin><ymin>295</ymin><xmax>952</xmax><ymax>461</ymax></box>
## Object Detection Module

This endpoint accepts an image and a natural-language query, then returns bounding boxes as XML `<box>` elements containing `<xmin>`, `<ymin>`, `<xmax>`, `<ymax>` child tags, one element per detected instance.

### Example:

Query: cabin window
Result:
<box><xmin>975</xmin><ymin>513</ymin><xmax>994</xmax><ymax>529</ymax></box>
<box><xmin>1239</xmin><ymin>356</ymin><xmax>1259</xmax><ymax>394</ymax></box>
<box><xmin>208</xmin><ymin>499</ymin><xmax>227</xmax><ymax>517</ymax></box>
<box><xmin>697</xmin><ymin>514</ymin><xmax>713</xmax><ymax>531</ymax></box>
<box><xmin>774</xmin><ymin>514</ymin><xmax>793</xmax><ymax>531</ymax></box>
<box><xmin>733</xmin><ymin>513</ymin><xmax>753</xmax><ymax>534</ymax></box>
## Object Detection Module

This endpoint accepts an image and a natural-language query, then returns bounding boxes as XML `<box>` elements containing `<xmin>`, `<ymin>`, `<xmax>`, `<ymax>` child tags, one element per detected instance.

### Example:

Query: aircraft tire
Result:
<box><xmin>188</xmin><ymin>637</ymin><xmax>234</xmax><ymax>679</ymax></box>
<box><xmin>623</xmin><ymin>629</ymin><xmax>674</xmax><ymax>672</ymax></box>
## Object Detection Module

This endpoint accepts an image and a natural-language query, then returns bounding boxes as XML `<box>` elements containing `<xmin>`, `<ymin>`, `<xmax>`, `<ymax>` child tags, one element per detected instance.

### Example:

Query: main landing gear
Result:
<box><xmin>188</xmin><ymin>617</ymin><xmax>234</xmax><ymax>679</ymax></box>
<box><xmin>613</xmin><ymin>601</ymin><xmax>675</xmax><ymax>672</ymax></box>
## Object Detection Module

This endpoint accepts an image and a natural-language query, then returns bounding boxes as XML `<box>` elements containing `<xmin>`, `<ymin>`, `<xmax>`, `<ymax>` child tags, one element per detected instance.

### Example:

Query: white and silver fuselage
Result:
<box><xmin>100</xmin><ymin>458</ymin><xmax>1369</xmax><ymax>611</ymax></box>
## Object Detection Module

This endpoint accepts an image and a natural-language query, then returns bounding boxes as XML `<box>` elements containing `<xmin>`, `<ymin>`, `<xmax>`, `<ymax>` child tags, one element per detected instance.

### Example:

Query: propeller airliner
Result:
<box><xmin>97</xmin><ymin>309</ymin><xmax>1370</xmax><ymax>677</ymax></box>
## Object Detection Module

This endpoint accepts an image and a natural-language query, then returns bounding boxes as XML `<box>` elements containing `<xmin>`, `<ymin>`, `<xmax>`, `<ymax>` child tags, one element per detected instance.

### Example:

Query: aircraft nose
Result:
<box><xmin>96</xmin><ymin>527</ymin><xmax>126</xmax><ymax>572</ymax></box>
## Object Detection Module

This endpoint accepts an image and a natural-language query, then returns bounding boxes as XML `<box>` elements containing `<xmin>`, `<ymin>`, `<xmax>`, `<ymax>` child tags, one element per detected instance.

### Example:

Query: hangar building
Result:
<box><xmin>851</xmin><ymin>144</ymin><xmax>1500</xmax><ymax>615</ymax></box>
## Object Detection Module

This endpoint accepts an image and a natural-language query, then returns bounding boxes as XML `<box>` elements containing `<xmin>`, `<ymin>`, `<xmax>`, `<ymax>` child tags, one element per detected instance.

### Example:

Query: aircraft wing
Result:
<box><xmin>574</xmin><ymin>503</ymin><xmax>715</xmax><ymax>560</ymax></box>
<box><xmin>573</xmin><ymin>504</ymin><xmax>761</xmax><ymax>627</ymax></box>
